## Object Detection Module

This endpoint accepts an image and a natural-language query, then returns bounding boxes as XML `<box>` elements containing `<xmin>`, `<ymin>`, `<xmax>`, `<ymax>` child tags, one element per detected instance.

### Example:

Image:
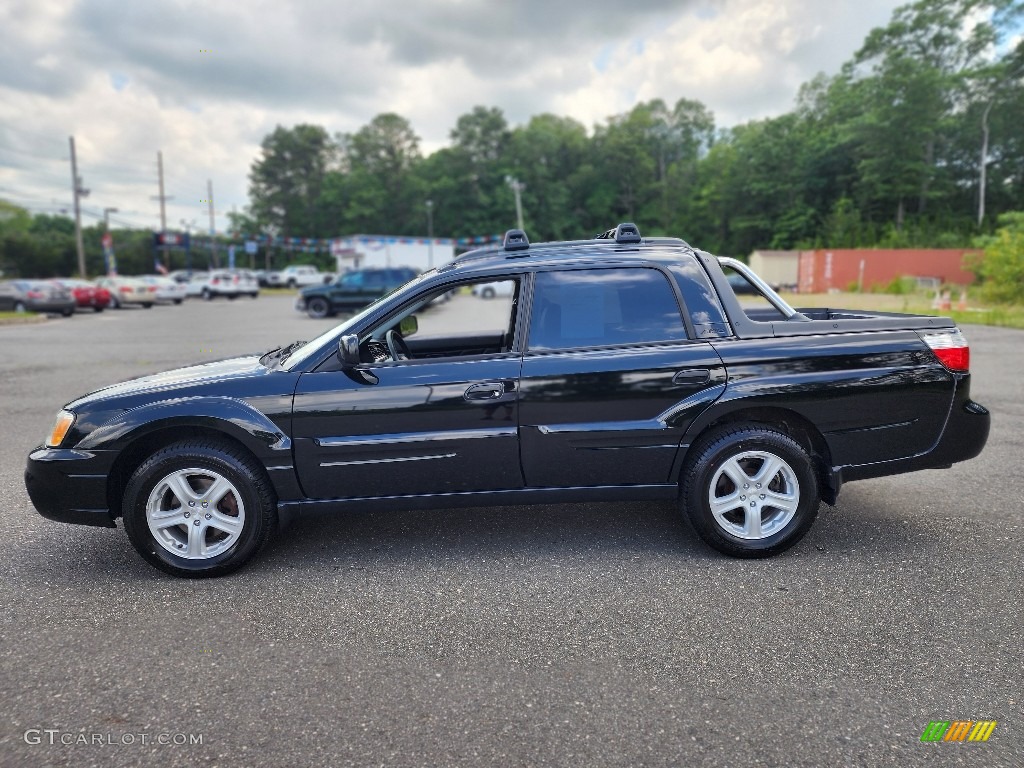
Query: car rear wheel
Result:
<box><xmin>202</xmin><ymin>289</ymin><xmax>212</xmax><ymax>301</ymax></box>
<box><xmin>123</xmin><ymin>440</ymin><xmax>276</xmax><ymax>578</ymax></box>
<box><xmin>61</xmin><ymin>308</ymin><xmax>73</xmax><ymax>317</ymax></box>
<box><xmin>173</xmin><ymin>299</ymin><xmax>183</xmax><ymax>305</ymax></box>
<box><xmin>306</xmin><ymin>297</ymin><xmax>331</xmax><ymax>319</ymax></box>
<box><xmin>681</xmin><ymin>426</ymin><xmax>820</xmax><ymax>558</ymax></box>
<box><xmin>481</xmin><ymin>287</ymin><xmax>496</xmax><ymax>299</ymax></box>
<box><xmin>109</xmin><ymin>295</ymin><xmax>121</xmax><ymax>309</ymax></box>
<box><xmin>142</xmin><ymin>303</ymin><xmax>153</xmax><ymax>309</ymax></box>
<box><xmin>93</xmin><ymin>306</ymin><xmax>104</xmax><ymax>313</ymax></box>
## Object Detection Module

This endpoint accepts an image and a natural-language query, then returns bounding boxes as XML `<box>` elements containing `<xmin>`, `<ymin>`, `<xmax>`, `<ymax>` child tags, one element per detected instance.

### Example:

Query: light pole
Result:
<box><xmin>180</xmin><ymin>219</ymin><xmax>196</xmax><ymax>273</ymax></box>
<box><xmin>425</xmin><ymin>199</ymin><xmax>434</xmax><ymax>269</ymax></box>
<box><xmin>505</xmin><ymin>176</ymin><xmax>525</xmax><ymax>231</ymax></box>
<box><xmin>102</xmin><ymin>208</ymin><xmax>118</xmax><ymax>276</ymax></box>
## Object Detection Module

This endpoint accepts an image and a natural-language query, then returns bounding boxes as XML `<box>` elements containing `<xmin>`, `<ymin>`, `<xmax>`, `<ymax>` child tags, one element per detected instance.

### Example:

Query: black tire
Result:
<box><xmin>250</xmin><ymin>293</ymin><xmax>259</xmax><ymax>299</ymax></box>
<box><xmin>228</xmin><ymin>294</ymin><xmax>237</xmax><ymax>301</ymax></box>
<box><xmin>142</xmin><ymin>303</ymin><xmax>153</xmax><ymax>309</ymax></box>
<box><xmin>174</xmin><ymin>299</ymin><xmax>183</xmax><ymax>305</ymax></box>
<box><xmin>61</xmin><ymin>308</ymin><xmax>73</xmax><ymax>317</ymax></box>
<box><xmin>94</xmin><ymin>306</ymin><xmax>104</xmax><ymax>313</ymax></box>
<box><xmin>287</xmin><ymin>279</ymin><xmax>297</xmax><ymax>289</ymax></box>
<box><xmin>682</xmin><ymin>425</ymin><xmax>820</xmax><ymax>558</ymax></box>
<box><xmin>481</xmin><ymin>287</ymin><xmax>496</xmax><ymax>299</ymax></box>
<box><xmin>109</xmin><ymin>295</ymin><xmax>120</xmax><ymax>309</ymax></box>
<box><xmin>306</xmin><ymin>297</ymin><xmax>331</xmax><ymax>319</ymax></box>
<box><xmin>202</xmin><ymin>289</ymin><xmax>212</xmax><ymax>301</ymax></box>
<box><xmin>123</xmin><ymin>440</ymin><xmax>277</xmax><ymax>578</ymax></box>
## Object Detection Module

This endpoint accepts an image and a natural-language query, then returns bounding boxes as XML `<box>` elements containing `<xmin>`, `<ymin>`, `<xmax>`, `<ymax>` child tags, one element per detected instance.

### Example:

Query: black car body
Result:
<box><xmin>0</xmin><ymin>280</ymin><xmax>76</xmax><ymax>315</ymax></box>
<box><xmin>297</xmin><ymin>267</ymin><xmax>419</xmax><ymax>318</ymax></box>
<box><xmin>26</xmin><ymin>224</ymin><xmax>990</xmax><ymax>577</ymax></box>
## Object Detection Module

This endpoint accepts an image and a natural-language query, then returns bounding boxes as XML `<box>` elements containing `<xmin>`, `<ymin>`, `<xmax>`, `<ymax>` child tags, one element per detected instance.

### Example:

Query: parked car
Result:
<box><xmin>192</xmin><ymin>270</ymin><xmax>260</xmax><ymax>300</ymax></box>
<box><xmin>267</xmin><ymin>265</ymin><xmax>330</xmax><ymax>288</ymax></box>
<box><xmin>52</xmin><ymin>279</ymin><xmax>110</xmax><ymax>312</ymax></box>
<box><xmin>0</xmin><ymin>280</ymin><xmax>76</xmax><ymax>315</ymax></box>
<box><xmin>24</xmin><ymin>223</ymin><xmax>990</xmax><ymax>577</ymax></box>
<box><xmin>181</xmin><ymin>272</ymin><xmax>209</xmax><ymax>297</ymax></box>
<box><xmin>95</xmin><ymin>276</ymin><xmax>155</xmax><ymax>308</ymax></box>
<box><xmin>295</xmin><ymin>267</ymin><xmax>418</xmax><ymax>318</ymax></box>
<box><xmin>140</xmin><ymin>275</ymin><xmax>188</xmax><ymax>304</ymax></box>
<box><xmin>471</xmin><ymin>281</ymin><xmax>515</xmax><ymax>299</ymax></box>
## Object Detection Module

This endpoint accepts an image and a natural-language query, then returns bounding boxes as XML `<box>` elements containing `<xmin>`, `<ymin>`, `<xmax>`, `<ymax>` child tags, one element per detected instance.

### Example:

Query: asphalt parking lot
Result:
<box><xmin>0</xmin><ymin>296</ymin><xmax>1020</xmax><ymax>767</ymax></box>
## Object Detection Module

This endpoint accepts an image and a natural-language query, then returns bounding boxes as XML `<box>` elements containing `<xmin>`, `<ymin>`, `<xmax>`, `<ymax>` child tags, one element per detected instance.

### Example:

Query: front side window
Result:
<box><xmin>360</xmin><ymin>277</ymin><xmax>522</xmax><ymax>362</ymax></box>
<box><xmin>528</xmin><ymin>268</ymin><xmax>686</xmax><ymax>351</ymax></box>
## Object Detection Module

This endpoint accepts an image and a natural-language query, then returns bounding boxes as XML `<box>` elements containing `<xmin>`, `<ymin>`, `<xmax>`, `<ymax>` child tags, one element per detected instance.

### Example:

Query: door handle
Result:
<box><xmin>672</xmin><ymin>369</ymin><xmax>711</xmax><ymax>386</ymax></box>
<box><xmin>464</xmin><ymin>382</ymin><xmax>505</xmax><ymax>401</ymax></box>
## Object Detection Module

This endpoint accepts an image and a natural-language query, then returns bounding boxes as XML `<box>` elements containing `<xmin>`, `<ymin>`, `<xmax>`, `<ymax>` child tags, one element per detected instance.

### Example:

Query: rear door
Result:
<box><xmin>519</xmin><ymin>267</ymin><xmax>725</xmax><ymax>488</ymax></box>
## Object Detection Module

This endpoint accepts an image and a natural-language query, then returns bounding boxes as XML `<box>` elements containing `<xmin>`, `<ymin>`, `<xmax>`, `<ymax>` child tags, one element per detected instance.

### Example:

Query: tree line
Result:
<box><xmin>236</xmin><ymin>0</ymin><xmax>1024</xmax><ymax>256</ymax></box>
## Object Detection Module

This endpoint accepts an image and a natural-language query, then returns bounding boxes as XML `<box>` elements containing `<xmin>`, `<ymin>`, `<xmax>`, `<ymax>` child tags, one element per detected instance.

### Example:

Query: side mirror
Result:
<box><xmin>399</xmin><ymin>314</ymin><xmax>418</xmax><ymax>337</ymax></box>
<box><xmin>337</xmin><ymin>334</ymin><xmax>360</xmax><ymax>368</ymax></box>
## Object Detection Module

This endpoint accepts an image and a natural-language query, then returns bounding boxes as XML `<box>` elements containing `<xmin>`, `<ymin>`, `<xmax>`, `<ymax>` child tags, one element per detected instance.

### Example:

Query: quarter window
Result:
<box><xmin>528</xmin><ymin>268</ymin><xmax>687</xmax><ymax>351</ymax></box>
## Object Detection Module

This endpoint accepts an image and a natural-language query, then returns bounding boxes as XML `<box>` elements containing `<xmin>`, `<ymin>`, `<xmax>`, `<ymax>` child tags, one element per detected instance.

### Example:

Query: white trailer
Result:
<box><xmin>331</xmin><ymin>236</ymin><xmax>455</xmax><ymax>274</ymax></box>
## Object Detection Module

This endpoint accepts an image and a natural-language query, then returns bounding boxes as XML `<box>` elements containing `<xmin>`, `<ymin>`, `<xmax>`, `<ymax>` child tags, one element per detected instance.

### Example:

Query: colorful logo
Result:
<box><xmin>920</xmin><ymin>720</ymin><xmax>997</xmax><ymax>742</ymax></box>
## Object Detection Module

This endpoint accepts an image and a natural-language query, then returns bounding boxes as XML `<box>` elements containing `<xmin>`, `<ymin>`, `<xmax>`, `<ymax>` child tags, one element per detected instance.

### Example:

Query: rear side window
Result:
<box><xmin>528</xmin><ymin>268</ymin><xmax>687</xmax><ymax>351</ymax></box>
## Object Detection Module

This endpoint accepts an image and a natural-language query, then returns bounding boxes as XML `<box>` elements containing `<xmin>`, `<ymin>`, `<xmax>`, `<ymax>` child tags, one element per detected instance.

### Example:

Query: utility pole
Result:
<box><xmin>69</xmin><ymin>136</ymin><xmax>90</xmax><ymax>278</ymax></box>
<box><xmin>425</xmin><ymin>199</ymin><xmax>434</xmax><ymax>269</ymax></box>
<box><xmin>102</xmin><ymin>207</ymin><xmax>118</xmax><ymax>275</ymax></box>
<box><xmin>505</xmin><ymin>176</ymin><xmax>525</xmax><ymax>231</ymax></box>
<box><xmin>151</xmin><ymin>151</ymin><xmax>174</xmax><ymax>270</ymax></box>
<box><xmin>207</xmin><ymin>179</ymin><xmax>218</xmax><ymax>267</ymax></box>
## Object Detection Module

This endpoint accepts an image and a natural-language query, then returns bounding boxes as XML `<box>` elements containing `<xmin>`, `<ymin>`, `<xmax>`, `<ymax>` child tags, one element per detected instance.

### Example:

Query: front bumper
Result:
<box><xmin>25</xmin><ymin>447</ymin><xmax>116</xmax><ymax>528</ymax></box>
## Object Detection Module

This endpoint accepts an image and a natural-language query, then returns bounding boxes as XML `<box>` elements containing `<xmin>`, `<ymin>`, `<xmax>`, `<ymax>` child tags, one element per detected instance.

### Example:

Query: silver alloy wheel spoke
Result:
<box><xmin>708</xmin><ymin>450</ymin><xmax>800</xmax><ymax>540</ymax></box>
<box><xmin>145</xmin><ymin>467</ymin><xmax>246</xmax><ymax>560</ymax></box>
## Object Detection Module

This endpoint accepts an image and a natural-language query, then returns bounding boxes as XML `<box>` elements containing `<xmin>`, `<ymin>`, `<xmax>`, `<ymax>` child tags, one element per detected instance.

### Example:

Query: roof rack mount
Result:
<box><xmin>503</xmin><ymin>229</ymin><xmax>529</xmax><ymax>252</ymax></box>
<box><xmin>594</xmin><ymin>222</ymin><xmax>642</xmax><ymax>244</ymax></box>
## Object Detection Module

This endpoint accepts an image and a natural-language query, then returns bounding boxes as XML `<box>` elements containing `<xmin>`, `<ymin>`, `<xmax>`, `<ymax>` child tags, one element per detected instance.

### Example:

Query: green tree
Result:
<box><xmin>972</xmin><ymin>211</ymin><xmax>1024</xmax><ymax>302</ymax></box>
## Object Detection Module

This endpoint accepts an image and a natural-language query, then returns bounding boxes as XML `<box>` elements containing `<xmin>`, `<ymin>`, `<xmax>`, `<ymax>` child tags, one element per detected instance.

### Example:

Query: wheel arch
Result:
<box><xmin>679</xmin><ymin>405</ymin><xmax>837</xmax><ymax>505</ymax></box>
<box><xmin>105</xmin><ymin>424</ymin><xmax>276</xmax><ymax>521</ymax></box>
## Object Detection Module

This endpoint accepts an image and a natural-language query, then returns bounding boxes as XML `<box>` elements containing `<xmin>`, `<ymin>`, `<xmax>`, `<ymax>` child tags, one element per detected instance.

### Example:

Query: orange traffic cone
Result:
<box><xmin>957</xmin><ymin>290</ymin><xmax>967</xmax><ymax>312</ymax></box>
<box><xmin>931</xmin><ymin>290</ymin><xmax>941</xmax><ymax>310</ymax></box>
<box><xmin>939</xmin><ymin>290</ymin><xmax>952</xmax><ymax>311</ymax></box>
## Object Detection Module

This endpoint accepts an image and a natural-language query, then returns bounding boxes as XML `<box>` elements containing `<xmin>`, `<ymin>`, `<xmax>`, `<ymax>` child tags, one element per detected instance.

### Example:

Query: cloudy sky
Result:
<box><xmin>0</xmin><ymin>0</ymin><xmax>906</xmax><ymax>236</ymax></box>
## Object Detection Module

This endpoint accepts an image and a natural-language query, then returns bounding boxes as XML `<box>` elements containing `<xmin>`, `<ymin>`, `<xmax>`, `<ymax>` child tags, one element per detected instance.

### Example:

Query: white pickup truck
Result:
<box><xmin>266</xmin><ymin>265</ymin><xmax>331</xmax><ymax>288</ymax></box>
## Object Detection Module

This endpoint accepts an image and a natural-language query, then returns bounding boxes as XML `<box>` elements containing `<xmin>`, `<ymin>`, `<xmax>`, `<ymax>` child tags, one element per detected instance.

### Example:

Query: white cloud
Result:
<box><xmin>0</xmin><ymin>0</ymin><xmax>905</xmax><ymax>235</ymax></box>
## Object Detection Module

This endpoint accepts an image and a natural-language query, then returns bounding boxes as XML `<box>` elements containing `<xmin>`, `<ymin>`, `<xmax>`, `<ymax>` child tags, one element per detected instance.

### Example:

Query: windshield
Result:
<box><xmin>279</xmin><ymin>270</ymin><xmax>436</xmax><ymax>371</ymax></box>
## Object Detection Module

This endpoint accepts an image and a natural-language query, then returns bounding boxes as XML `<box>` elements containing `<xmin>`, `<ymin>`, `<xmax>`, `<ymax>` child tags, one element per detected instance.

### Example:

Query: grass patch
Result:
<box><xmin>0</xmin><ymin>311</ymin><xmax>45</xmax><ymax>325</ymax></box>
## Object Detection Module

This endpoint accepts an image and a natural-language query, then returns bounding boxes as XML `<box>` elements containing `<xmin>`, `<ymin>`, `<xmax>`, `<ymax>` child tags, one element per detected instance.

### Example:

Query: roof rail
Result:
<box><xmin>503</xmin><ymin>229</ymin><xmax>529</xmax><ymax>251</ymax></box>
<box><xmin>594</xmin><ymin>222</ymin><xmax>642</xmax><ymax>244</ymax></box>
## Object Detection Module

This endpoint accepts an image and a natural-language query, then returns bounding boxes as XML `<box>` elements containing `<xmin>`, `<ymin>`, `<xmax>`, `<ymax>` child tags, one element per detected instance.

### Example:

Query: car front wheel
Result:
<box><xmin>123</xmin><ymin>440</ymin><xmax>277</xmax><ymax>578</ymax></box>
<box><xmin>682</xmin><ymin>426</ymin><xmax>820</xmax><ymax>558</ymax></box>
<box><xmin>306</xmin><ymin>297</ymin><xmax>331</xmax><ymax>319</ymax></box>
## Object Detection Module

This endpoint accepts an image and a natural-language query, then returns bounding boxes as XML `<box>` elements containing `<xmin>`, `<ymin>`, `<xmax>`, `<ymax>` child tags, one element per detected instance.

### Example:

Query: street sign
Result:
<box><xmin>244</xmin><ymin>240</ymin><xmax>258</xmax><ymax>255</ymax></box>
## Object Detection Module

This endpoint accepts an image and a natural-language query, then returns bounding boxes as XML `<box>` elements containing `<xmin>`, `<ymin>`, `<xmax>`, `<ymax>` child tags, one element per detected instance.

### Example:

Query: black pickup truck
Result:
<box><xmin>25</xmin><ymin>224</ymin><xmax>990</xmax><ymax>577</ymax></box>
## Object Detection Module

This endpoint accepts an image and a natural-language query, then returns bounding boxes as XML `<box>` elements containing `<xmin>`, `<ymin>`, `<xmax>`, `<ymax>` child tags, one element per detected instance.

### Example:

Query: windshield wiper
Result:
<box><xmin>260</xmin><ymin>340</ymin><xmax>306</xmax><ymax>368</ymax></box>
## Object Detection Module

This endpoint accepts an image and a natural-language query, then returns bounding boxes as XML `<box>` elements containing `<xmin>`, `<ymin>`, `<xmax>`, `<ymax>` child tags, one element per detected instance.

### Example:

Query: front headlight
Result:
<box><xmin>46</xmin><ymin>410</ymin><xmax>75</xmax><ymax>448</ymax></box>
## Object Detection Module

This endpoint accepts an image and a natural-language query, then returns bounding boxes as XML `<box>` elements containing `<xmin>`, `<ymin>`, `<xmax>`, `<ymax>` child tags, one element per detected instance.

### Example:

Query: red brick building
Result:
<box><xmin>797</xmin><ymin>249</ymin><xmax>978</xmax><ymax>293</ymax></box>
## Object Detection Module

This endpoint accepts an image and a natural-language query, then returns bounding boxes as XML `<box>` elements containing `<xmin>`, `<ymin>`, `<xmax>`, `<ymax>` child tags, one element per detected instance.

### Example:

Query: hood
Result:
<box><xmin>67</xmin><ymin>355</ymin><xmax>268</xmax><ymax>410</ymax></box>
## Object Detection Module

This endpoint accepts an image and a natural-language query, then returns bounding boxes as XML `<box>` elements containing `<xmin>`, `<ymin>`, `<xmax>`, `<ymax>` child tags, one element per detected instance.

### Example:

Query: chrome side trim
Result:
<box><xmin>315</xmin><ymin>427</ymin><xmax>516</xmax><ymax>448</ymax></box>
<box><xmin>319</xmin><ymin>453</ymin><xmax>456</xmax><ymax>468</ymax></box>
<box><xmin>535</xmin><ymin>419</ymin><xmax>664</xmax><ymax>435</ymax></box>
<box><xmin>266</xmin><ymin>465</ymin><xmax>294</xmax><ymax>471</ymax></box>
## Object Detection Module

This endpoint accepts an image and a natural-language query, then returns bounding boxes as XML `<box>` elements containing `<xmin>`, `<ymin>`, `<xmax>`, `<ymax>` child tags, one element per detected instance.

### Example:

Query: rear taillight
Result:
<box><xmin>27</xmin><ymin>290</ymin><xmax>43</xmax><ymax>299</ymax></box>
<box><xmin>212</xmin><ymin>277</ymin><xmax>220</xmax><ymax>284</ymax></box>
<box><xmin>148</xmin><ymin>286</ymin><xmax>157</xmax><ymax>293</ymax></box>
<box><xmin>120</xmin><ymin>286</ymin><xmax>131</xmax><ymax>293</ymax></box>
<box><xmin>921</xmin><ymin>329</ymin><xmax>970</xmax><ymax>372</ymax></box>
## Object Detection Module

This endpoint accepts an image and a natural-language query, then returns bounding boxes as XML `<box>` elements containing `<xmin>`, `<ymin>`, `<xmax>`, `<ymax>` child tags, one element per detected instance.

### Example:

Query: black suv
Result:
<box><xmin>297</xmin><ymin>267</ymin><xmax>418</xmax><ymax>318</ymax></box>
<box><xmin>25</xmin><ymin>224</ymin><xmax>988</xmax><ymax>577</ymax></box>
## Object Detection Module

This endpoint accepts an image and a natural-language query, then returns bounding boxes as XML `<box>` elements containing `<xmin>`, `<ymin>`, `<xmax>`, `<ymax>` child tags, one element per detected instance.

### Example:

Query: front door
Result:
<box><xmin>292</xmin><ymin>276</ymin><xmax>526</xmax><ymax>500</ymax></box>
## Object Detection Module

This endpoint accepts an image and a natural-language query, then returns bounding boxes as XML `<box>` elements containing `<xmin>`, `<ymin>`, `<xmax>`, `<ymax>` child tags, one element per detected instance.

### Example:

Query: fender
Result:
<box><xmin>76</xmin><ymin>396</ymin><xmax>292</xmax><ymax>457</ymax></box>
